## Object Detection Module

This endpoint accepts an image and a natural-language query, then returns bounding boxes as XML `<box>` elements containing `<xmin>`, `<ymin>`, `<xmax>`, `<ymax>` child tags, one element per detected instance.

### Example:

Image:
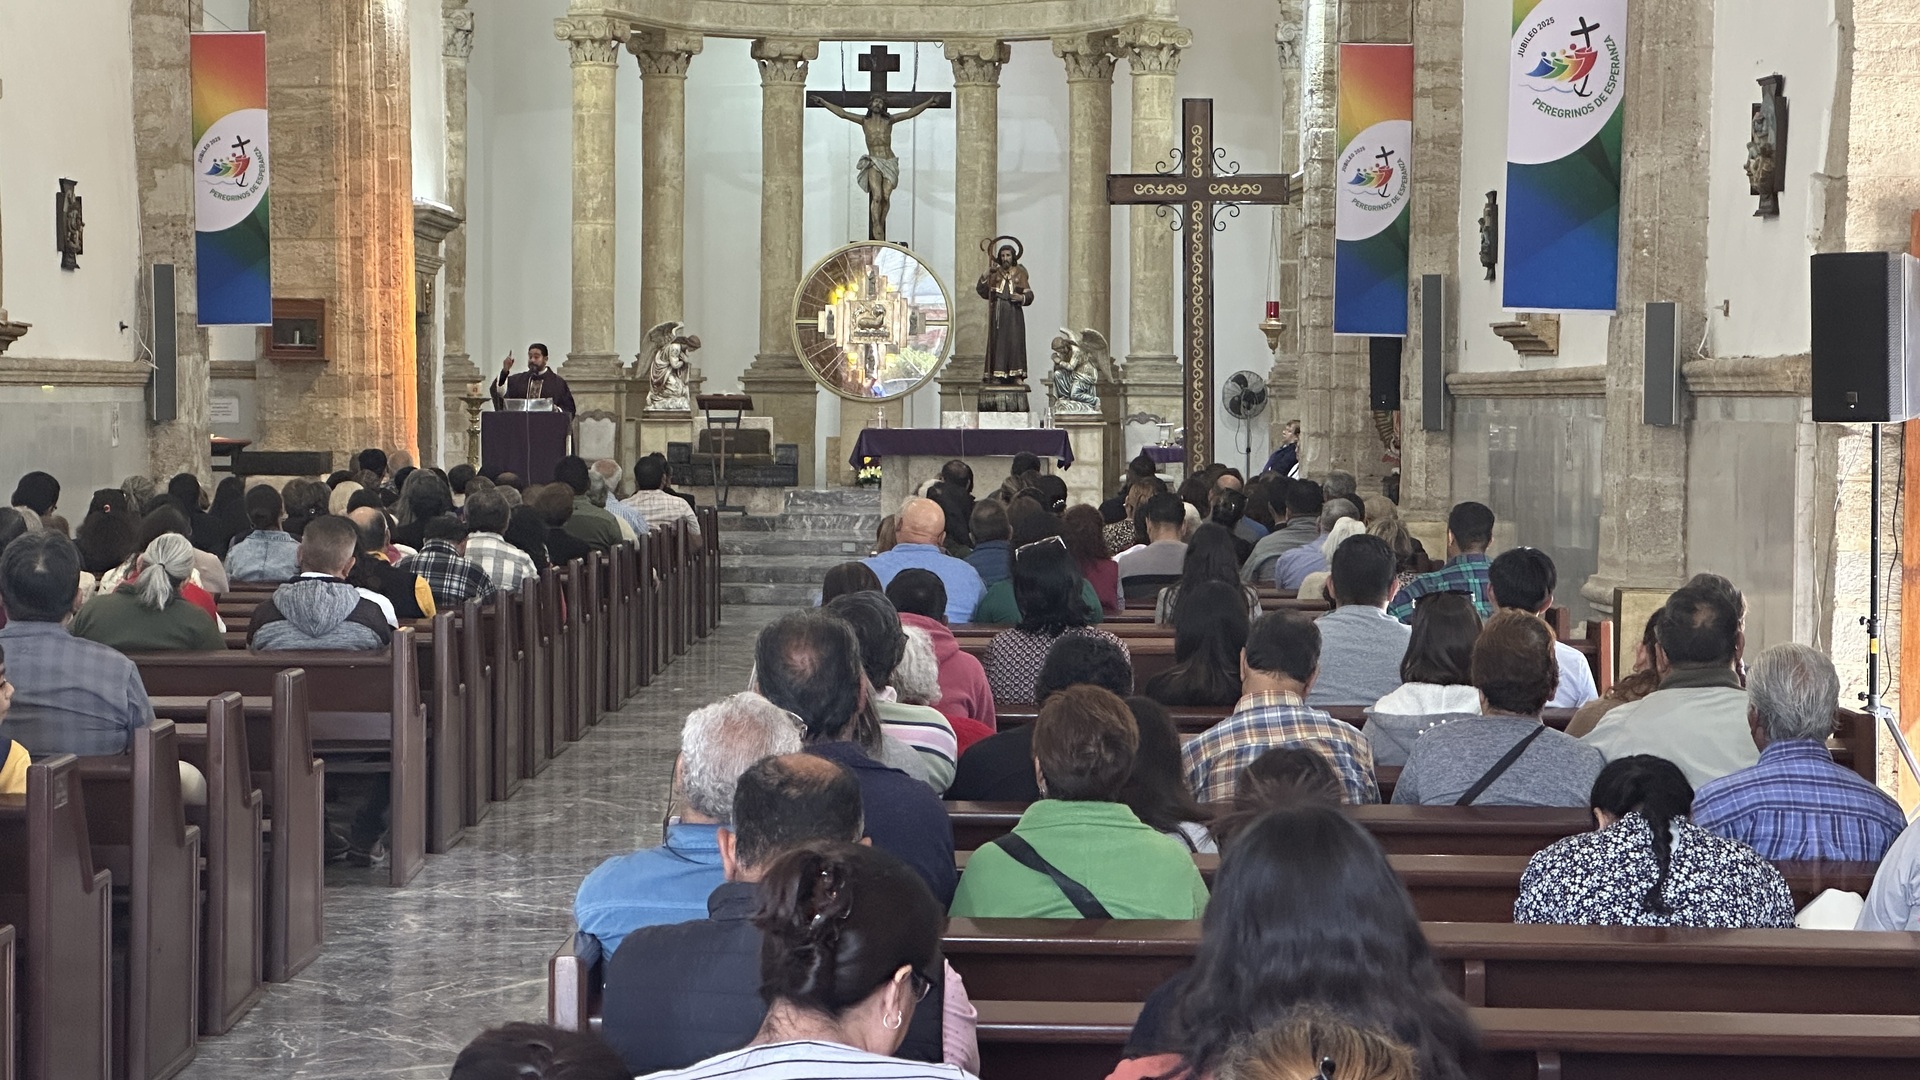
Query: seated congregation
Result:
<box><xmin>0</xmin><ymin>452</ymin><xmax>716</xmax><ymax>1078</ymax></box>
<box><xmin>515</xmin><ymin>454</ymin><xmax>1920</xmax><ymax>1080</ymax></box>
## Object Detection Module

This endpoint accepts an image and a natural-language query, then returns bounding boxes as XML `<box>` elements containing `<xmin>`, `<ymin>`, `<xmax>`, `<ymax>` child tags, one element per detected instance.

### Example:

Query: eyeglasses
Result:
<box><xmin>908</xmin><ymin>969</ymin><xmax>934</xmax><ymax>1002</ymax></box>
<box><xmin>1016</xmin><ymin>535</ymin><xmax>1067</xmax><ymax>556</ymax></box>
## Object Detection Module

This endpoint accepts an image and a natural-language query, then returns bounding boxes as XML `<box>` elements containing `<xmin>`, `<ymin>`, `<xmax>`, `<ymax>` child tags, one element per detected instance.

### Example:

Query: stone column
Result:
<box><xmin>554</xmin><ymin>13</ymin><xmax>627</xmax><ymax>417</ymax></box>
<box><xmin>1579</xmin><ymin>0</ymin><xmax>1711</xmax><ymax>613</ymax></box>
<box><xmin>1265</xmin><ymin>8</ymin><xmax>1304</xmax><ymax>445</ymax></box>
<box><xmin>937</xmin><ymin>39</ymin><xmax>1010</xmax><ymax>416</ymax></box>
<box><xmin>440</xmin><ymin>2</ymin><xmax>476</xmax><ymax>461</ymax></box>
<box><xmin>1397</xmin><ymin>0</ymin><xmax>1464</xmax><ymax>519</ymax></box>
<box><xmin>629</xmin><ymin>29</ymin><xmax>702</xmax><ymax>335</ymax></box>
<box><xmin>1115</xmin><ymin>22</ymin><xmax>1190</xmax><ymax>438</ymax></box>
<box><xmin>1053</xmin><ymin>32</ymin><xmax>1121</xmax><ymax>466</ymax></box>
<box><xmin>413</xmin><ymin>200</ymin><xmax>462</xmax><ymax>466</ymax></box>
<box><xmin>741</xmin><ymin>37</ymin><xmax>821</xmax><ymax>486</ymax></box>
<box><xmin>257</xmin><ymin>0</ymin><xmax>417</xmax><ymax>455</ymax></box>
<box><xmin>134</xmin><ymin>0</ymin><xmax>208</xmax><ymax>478</ymax></box>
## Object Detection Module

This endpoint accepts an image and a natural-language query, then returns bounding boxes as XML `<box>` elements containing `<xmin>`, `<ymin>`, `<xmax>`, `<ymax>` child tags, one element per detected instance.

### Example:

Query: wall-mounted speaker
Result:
<box><xmin>1810</xmin><ymin>251</ymin><xmax>1920</xmax><ymax>423</ymax></box>
<box><xmin>1420</xmin><ymin>274</ymin><xmax>1447</xmax><ymax>432</ymax></box>
<box><xmin>1643</xmin><ymin>301</ymin><xmax>1679</xmax><ymax>427</ymax></box>
<box><xmin>150</xmin><ymin>263</ymin><xmax>177</xmax><ymax>424</ymax></box>
<box><xmin>1369</xmin><ymin>337</ymin><xmax>1403</xmax><ymax>412</ymax></box>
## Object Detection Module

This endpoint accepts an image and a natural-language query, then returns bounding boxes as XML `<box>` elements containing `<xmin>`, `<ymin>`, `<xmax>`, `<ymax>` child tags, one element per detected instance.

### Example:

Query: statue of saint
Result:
<box><xmin>807</xmin><ymin>93</ymin><xmax>941</xmax><ymax>241</ymax></box>
<box><xmin>642</xmin><ymin>321</ymin><xmax>701</xmax><ymax>412</ymax></box>
<box><xmin>977</xmin><ymin>237</ymin><xmax>1034</xmax><ymax>386</ymax></box>
<box><xmin>1048</xmin><ymin>328</ymin><xmax>1109</xmax><ymax>414</ymax></box>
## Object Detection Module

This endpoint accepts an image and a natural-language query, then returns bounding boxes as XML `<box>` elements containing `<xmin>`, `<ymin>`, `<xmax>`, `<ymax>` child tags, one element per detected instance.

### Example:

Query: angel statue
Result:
<box><xmin>643</xmin><ymin>321</ymin><xmax>701</xmax><ymax>413</ymax></box>
<box><xmin>1047</xmin><ymin>328</ymin><xmax>1109</xmax><ymax>415</ymax></box>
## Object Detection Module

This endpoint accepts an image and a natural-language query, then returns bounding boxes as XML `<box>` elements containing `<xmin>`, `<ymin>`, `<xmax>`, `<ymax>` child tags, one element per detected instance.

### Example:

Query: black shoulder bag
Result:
<box><xmin>989</xmin><ymin>834</ymin><xmax>1112</xmax><ymax>918</ymax></box>
<box><xmin>1454</xmin><ymin>726</ymin><xmax>1549</xmax><ymax>806</ymax></box>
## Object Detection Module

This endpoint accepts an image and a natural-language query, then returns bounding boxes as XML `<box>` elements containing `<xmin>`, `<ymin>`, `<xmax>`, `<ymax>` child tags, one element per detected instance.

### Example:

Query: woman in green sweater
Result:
<box><xmin>71</xmin><ymin>533</ymin><xmax>226</xmax><ymax>653</ymax></box>
<box><xmin>950</xmin><ymin>684</ymin><xmax>1209</xmax><ymax>919</ymax></box>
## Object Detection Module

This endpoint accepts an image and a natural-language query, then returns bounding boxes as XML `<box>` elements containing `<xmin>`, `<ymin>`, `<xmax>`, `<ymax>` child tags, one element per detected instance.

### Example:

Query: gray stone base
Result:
<box><xmin>979</xmin><ymin>388</ymin><xmax>1031</xmax><ymax>412</ymax></box>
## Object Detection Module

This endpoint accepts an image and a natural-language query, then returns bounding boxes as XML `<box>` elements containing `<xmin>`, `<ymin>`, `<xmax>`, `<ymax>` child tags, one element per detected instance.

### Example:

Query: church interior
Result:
<box><xmin>6</xmin><ymin>0</ymin><xmax>1920</xmax><ymax>1076</ymax></box>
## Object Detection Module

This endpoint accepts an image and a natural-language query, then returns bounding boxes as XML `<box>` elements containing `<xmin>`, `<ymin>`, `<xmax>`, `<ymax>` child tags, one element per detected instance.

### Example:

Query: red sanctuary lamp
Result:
<box><xmin>1259</xmin><ymin>301</ymin><xmax>1285</xmax><ymax>351</ymax></box>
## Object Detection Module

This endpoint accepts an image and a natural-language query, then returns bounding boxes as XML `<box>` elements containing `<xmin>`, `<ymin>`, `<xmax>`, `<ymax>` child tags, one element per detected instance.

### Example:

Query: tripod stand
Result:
<box><xmin>1864</xmin><ymin>423</ymin><xmax>1920</xmax><ymax>788</ymax></box>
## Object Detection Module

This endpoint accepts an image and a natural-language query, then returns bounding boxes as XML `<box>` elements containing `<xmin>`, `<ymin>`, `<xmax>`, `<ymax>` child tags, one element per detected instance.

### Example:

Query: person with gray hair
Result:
<box><xmin>1692</xmin><ymin>642</ymin><xmax>1907</xmax><ymax>862</ymax></box>
<box><xmin>573</xmin><ymin>691</ymin><xmax>802</xmax><ymax>956</ymax></box>
<box><xmin>70</xmin><ymin>532</ymin><xmax>226</xmax><ymax>653</ymax></box>
<box><xmin>1269</xmin><ymin>498</ymin><xmax>1362</xmax><ymax>591</ymax></box>
<box><xmin>591</xmin><ymin>458</ymin><xmax>648</xmax><ymax>539</ymax></box>
<box><xmin>1322</xmin><ymin>469</ymin><xmax>1358</xmax><ymax>506</ymax></box>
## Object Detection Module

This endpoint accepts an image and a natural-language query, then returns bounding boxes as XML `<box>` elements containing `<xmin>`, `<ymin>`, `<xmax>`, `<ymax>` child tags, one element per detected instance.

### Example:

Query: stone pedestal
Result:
<box><xmin>1057</xmin><ymin>415</ymin><xmax>1108</xmax><ymax>511</ymax></box>
<box><xmin>639</xmin><ymin>411</ymin><xmax>697</xmax><ymax>458</ymax></box>
<box><xmin>833</xmin><ymin>400</ymin><xmax>905</xmax><ymax>487</ymax></box>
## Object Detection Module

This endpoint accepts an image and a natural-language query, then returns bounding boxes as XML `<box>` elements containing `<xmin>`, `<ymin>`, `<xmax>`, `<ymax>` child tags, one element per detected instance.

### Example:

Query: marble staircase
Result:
<box><xmin>718</xmin><ymin>488</ymin><xmax>882</xmax><ymax>607</ymax></box>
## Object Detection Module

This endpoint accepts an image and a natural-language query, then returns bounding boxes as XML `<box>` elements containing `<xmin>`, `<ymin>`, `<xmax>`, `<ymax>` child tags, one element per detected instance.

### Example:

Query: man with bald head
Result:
<box><xmin>346</xmin><ymin>505</ymin><xmax>435</xmax><ymax>619</ymax></box>
<box><xmin>863</xmin><ymin>496</ymin><xmax>987</xmax><ymax>623</ymax></box>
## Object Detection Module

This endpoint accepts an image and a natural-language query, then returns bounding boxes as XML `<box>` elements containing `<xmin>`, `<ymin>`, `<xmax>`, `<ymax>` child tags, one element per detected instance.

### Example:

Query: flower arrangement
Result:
<box><xmin>856</xmin><ymin>458</ymin><xmax>883</xmax><ymax>487</ymax></box>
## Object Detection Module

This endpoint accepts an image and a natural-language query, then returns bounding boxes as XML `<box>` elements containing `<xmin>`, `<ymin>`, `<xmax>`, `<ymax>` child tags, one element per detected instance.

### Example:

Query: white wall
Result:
<box><xmin>464</xmin><ymin>0</ymin><xmax>1285</xmax><ymax>473</ymax></box>
<box><xmin>1453</xmin><ymin>0</ymin><xmax>1609</xmax><ymax>372</ymax></box>
<box><xmin>411</xmin><ymin>0</ymin><xmax>447</xmax><ymax>202</ymax></box>
<box><xmin>0</xmin><ymin>0</ymin><xmax>141</xmax><ymax>363</ymax></box>
<box><xmin>1702</xmin><ymin>0</ymin><xmax>1840</xmax><ymax>361</ymax></box>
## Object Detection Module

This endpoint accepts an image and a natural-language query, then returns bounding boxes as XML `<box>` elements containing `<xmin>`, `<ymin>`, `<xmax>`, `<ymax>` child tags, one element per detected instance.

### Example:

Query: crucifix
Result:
<box><xmin>1109</xmin><ymin>99</ymin><xmax>1300</xmax><ymax>468</ymax></box>
<box><xmin>807</xmin><ymin>46</ymin><xmax>951</xmax><ymax>241</ymax></box>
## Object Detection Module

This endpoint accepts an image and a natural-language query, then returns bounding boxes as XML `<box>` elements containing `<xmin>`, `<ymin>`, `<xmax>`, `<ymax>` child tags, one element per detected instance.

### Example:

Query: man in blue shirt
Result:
<box><xmin>573</xmin><ymin>691</ymin><xmax>802</xmax><ymax>956</ymax></box>
<box><xmin>1271</xmin><ymin>499</ymin><xmax>1359</xmax><ymax>591</ymax></box>
<box><xmin>1694</xmin><ymin>643</ymin><xmax>1908</xmax><ymax>863</ymax></box>
<box><xmin>753</xmin><ymin>609</ymin><xmax>958</xmax><ymax>904</ymax></box>
<box><xmin>864</xmin><ymin>497</ymin><xmax>985</xmax><ymax>624</ymax></box>
<box><xmin>0</xmin><ymin>531</ymin><xmax>152</xmax><ymax>757</ymax></box>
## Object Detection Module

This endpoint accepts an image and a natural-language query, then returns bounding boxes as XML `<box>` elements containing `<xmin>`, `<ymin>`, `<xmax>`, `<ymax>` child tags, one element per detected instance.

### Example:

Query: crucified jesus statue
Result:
<box><xmin>808</xmin><ymin>93</ymin><xmax>940</xmax><ymax>241</ymax></box>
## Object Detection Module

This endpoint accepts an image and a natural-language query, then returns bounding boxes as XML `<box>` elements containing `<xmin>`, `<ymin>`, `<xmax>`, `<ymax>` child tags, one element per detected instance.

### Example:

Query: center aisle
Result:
<box><xmin>177</xmin><ymin>605</ymin><xmax>789</xmax><ymax>1079</ymax></box>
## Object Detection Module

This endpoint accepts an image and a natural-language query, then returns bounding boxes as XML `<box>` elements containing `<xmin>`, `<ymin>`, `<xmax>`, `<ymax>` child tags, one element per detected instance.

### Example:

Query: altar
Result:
<box><xmin>853</xmin><ymin>427</ymin><xmax>1107</xmax><ymax>518</ymax></box>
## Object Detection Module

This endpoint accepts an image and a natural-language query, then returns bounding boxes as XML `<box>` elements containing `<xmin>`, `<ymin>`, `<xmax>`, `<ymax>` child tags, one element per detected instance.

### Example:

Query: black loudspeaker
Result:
<box><xmin>1420</xmin><ymin>274</ymin><xmax>1447</xmax><ymax>432</ymax></box>
<box><xmin>1811</xmin><ymin>251</ymin><xmax>1920</xmax><ymax>423</ymax></box>
<box><xmin>150</xmin><ymin>263</ymin><xmax>177</xmax><ymax>423</ymax></box>
<box><xmin>1643</xmin><ymin>301</ymin><xmax>1679</xmax><ymax>427</ymax></box>
<box><xmin>1369</xmin><ymin>337</ymin><xmax>1402</xmax><ymax>412</ymax></box>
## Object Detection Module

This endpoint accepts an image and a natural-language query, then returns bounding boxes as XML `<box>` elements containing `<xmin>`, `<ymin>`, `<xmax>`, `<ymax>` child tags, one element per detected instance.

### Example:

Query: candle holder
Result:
<box><xmin>459</xmin><ymin>394</ymin><xmax>488</xmax><ymax>468</ymax></box>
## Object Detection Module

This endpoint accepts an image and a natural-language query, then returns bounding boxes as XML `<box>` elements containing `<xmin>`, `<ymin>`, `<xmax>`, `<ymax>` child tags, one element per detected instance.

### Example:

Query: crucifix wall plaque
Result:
<box><xmin>1108</xmin><ymin>99</ymin><xmax>1300</xmax><ymax>468</ymax></box>
<box><xmin>807</xmin><ymin>46</ymin><xmax>951</xmax><ymax>242</ymax></box>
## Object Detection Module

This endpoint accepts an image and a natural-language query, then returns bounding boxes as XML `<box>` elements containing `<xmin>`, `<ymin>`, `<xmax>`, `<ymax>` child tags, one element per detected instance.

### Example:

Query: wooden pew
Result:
<box><xmin>170</xmin><ymin>693</ymin><xmax>265</xmax><ymax>1035</ymax></box>
<box><xmin>0</xmin><ymin>755</ymin><xmax>113</xmax><ymax>1080</ymax></box>
<box><xmin>76</xmin><ymin>721</ymin><xmax>201</xmax><ymax>1080</ymax></box>
<box><xmin>525</xmin><ymin>571</ymin><xmax>556</xmax><ymax>777</ymax></box>
<box><xmin>945</xmin><ymin>919</ymin><xmax>1920</xmax><ymax>1013</ymax></box>
<box><xmin>0</xmin><ymin>923</ymin><xmax>12</xmax><ymax>1080</ymax></box>
<box><xmin>946</xmin><ymin>802</ymin><xmax>1593</xmax><ymax>857</ymax></box>
<box><xmin>133</xmin><ymin>629</ymin><xmax>429</xmax><ymax>887</ymax></box>
<box><xmin>457</xmin><ymin>599</ymin><xmax>494</xmax><ymax>827</ymax></box>
<box><xmin>948</xmin><ymin>851</ymin><xmax>1876</xmax><ymax>922</ymax></box>
<box><xmin>548</xmin><ymin>930</ymin><xmax>604</xmax><ymax>1033</ymax></box>
<box><xmin>970</xmin><ymin>1000</ymin><xmax>1920</xmax><ymax>1080</ymax></box>
<box><xmin>153</xmin><ymin>671</ymin><xmax>326</xmax><ymax>982</ymax></box>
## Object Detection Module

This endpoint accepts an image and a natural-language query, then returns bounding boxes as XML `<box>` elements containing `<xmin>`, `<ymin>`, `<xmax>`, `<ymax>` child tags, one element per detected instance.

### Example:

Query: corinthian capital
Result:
<box><xmin>944</xmin><ymin>39</ymin><xmax>1011</xmax><ymax>87</ymax></box>
<box><xmin>1117</xmin><ymin>22</ymin><xmax>1193</xmax><ymax>75</ymax></box>
<box><xmin>629</xmin><ymin>27</ymin><xmax>704</xmax><ymax>78</ymax></box>
<box><xmin>752</xmin><ymin>37</ymin><xmax>819</xmax><ymax>86</ymax></box>
<box><xmin>443</xmin><ymin>9</ymin><xmax>474</xmax><ymax>61</ymax></box>
<box><xmin>1052</xmin><ymin>32</ymin><xmax>1118</xmax><ymax>83</ymax></box>
<box><xmin>555</xmin><ymin>16</ymin><xmax>625</xmax><ymax>66</ymax></box>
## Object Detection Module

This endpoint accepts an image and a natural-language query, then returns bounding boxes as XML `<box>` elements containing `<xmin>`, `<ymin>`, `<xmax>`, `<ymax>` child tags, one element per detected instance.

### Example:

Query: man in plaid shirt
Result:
<box><xmin>1182</xmin><ymin>610</ymin><xmax>1379</xmax><ymax>804</ymax></box>
<box><xmin>1386</xmin><ymin>501</ymin><xmax>1495</xmax><ymax>622</ymax></box>
<box><xmin>450</xmin><ymin>490</ymin><xmax>536</xmax><ymax>595</ymax></box>
<box><xmin>398</xmin><ymin>514</ymin><xmax>496</xmax><ymax>608</ymax></box>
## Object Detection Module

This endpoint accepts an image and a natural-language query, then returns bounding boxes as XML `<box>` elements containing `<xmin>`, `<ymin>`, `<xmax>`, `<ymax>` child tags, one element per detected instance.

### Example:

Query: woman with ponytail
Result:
<box><xmin>642</xmin><ymin>841</ymin><xmax>973</xmax><ymax>1080</ymax></box>
<box><xmin>1513</xmin><ymin>755</ymin><xmax>1794</xmax><ymax>928</ymax></box>
<box><xmin>71</xmin><ymin>533</ymin><xmax>227</xmax><ymax>653</ymax></box>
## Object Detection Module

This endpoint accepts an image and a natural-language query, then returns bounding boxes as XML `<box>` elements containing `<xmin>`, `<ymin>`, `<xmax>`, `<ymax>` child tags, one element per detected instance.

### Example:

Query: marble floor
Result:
<box><xmin>178</xmin><ymin>605</ymin><xmax>787</xmax><ymax>1080</ymax></box>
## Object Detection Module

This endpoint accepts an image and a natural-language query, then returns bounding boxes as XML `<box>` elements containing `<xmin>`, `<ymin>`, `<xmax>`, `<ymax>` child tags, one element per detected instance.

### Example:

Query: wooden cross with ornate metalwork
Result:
<box><xmin>1109</xmin><ymin>99</ymin><xmax>1300</xmax><ymax>468</ymax></box>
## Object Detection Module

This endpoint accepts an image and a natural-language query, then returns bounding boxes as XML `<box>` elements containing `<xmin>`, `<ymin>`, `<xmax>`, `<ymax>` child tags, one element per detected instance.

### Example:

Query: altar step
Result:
<box><xmin>717</xmin><ymin>488</ymin><xmax>882</xmax><ymax>608</ymax></box>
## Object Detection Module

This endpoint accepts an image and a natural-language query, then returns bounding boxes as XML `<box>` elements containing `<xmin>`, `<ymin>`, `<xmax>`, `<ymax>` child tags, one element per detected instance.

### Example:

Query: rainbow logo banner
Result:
<box><xmin>1334</xmin><ymin>44</ymin><xmax>1414</xmax><ymax>337</ymax></box>
<box><xmin>191</xmin><ymin>32</ymin><xmax>271</xmax><ymax>325</ymax></box>
<box><xmin>1503</xmin><ymin>0</ymin><xmax>1626</xmax><ymax>312</ymax></box>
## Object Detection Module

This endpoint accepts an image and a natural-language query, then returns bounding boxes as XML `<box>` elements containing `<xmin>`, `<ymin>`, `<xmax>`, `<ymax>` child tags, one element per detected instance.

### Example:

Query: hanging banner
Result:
<box><xmin>1334</xmin><ymin>43</ymin><xmax>1414</xmax><ymax>337</ymax></box>
<box><xmin>191</xmin><ymin>32</ymin><xmax>272</xmax><ymax>325</ymax></box>
<box><xmin>1503</xmin><ymin>0</ymin><xmax>1626</xmax><ymax>312</ymax></box>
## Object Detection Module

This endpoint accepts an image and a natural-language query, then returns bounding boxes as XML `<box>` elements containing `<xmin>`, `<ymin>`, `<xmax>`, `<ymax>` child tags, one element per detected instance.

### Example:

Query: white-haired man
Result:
<box><xmin>1693</xmin><ymin>643</ymin><xmax>1906</xmax><ymax>863</ymax></box>
<box><xmin>572</xmin><ymin>692</ymin><xmax>801</xmax><ymax>955</ymax></box>
<box><xmin>591</xmin><ymin>458</ymin><xmax>647</xmax><ymax>539</ymax></box>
